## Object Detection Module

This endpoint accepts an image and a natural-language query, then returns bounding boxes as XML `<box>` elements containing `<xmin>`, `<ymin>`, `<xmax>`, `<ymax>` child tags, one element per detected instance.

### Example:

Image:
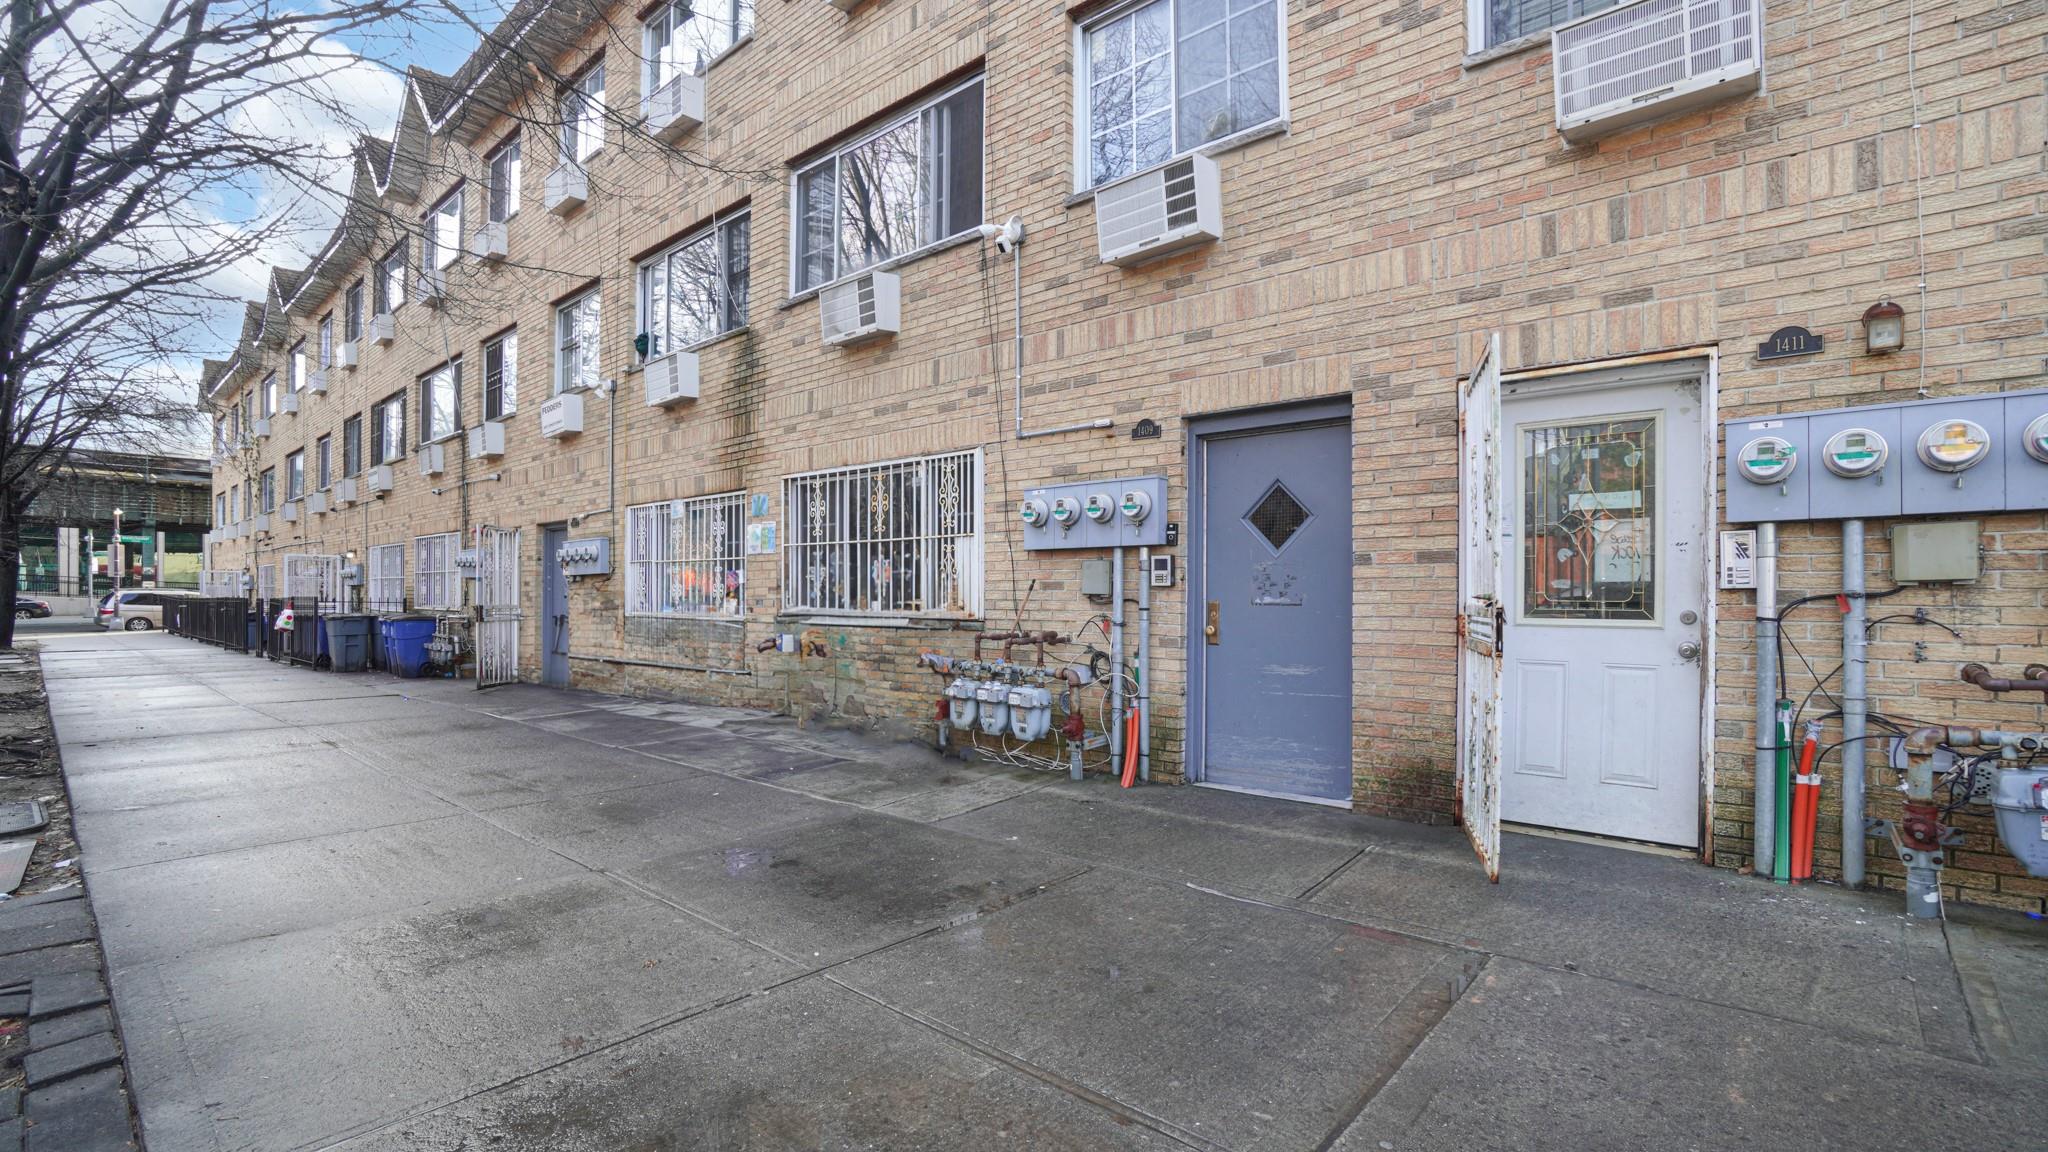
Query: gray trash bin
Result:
<box><xmin>323</xmin><ymin>615</ymin><xmax>373</xmax><ymax>673</ymax></box>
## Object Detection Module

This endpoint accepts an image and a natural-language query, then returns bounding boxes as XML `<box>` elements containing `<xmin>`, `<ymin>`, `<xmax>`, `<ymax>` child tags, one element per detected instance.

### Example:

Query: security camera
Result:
<box><xmin>977</xmin><ymin>215</ymin><xmax>1024</xmax><ymax>254</ymax></box>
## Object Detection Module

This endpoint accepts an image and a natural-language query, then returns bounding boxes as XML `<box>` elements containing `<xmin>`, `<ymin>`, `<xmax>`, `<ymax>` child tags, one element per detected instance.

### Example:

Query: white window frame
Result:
<box><xmin>289</xmin><ymin>340</ymin><xmax>306</xmax><ymax>391</ymax></box>
<box><xmin>316</xmin><ymin>435</ymin><xmax>331</xmax><ymax>489</ymax></box>
<box><xmin>787</xmin><ymin>74</ymin><xmax>986</xmax><ymax>295</ymax></box>
<box><xmin>372</xmin><ymin>391</ymin><xmax>406</xmax><ymax>464</ymax></box>
<box><xmin>560</xmin><ymin>63</ymin><xmax>606</xmax><ymax>166</ymax></box>
<box><xmin>368</xmin><ymin>543</ymin><xmax>405</xmax><ymax>612</ymax></box>
<box><xmin>484</xmin><ymin>330</ymin><xmax>518</xmax><ymax>419</ymax></box>
<box><xmin>413</xmin><ymin>532</ymin><xmax>461</xmax><ymax>611</ymax></box>
<box><xmin>642</xmin><ymin>0</ymin><xmax>753</xmax><ymax>97</ymax></box>
<box><xmin>637</xmin><ymin>209</ymin><xmax>750</xmax><ymax>360</ymax></box>
<box><xmin>554</xmin><ymin>289</ymin><xmax>600</xmax><ymax>395</ymax></box>
<box><xmin>376</xmin><ymin>243</ymin><xmax>407</xmax><ymax>313</ymax></box>
<box><xmin>782</xmin><ymin>449</ymin><xmax>983</xmax><ymax>619</ymax></box>
<box><xmin>1071</xmin><ymin>0</ymin><xmax>1290</xmax><ymax>191</ymax></box>
<box><xmin>1464</xmin><ymin>0</ymin><xmax>1620</xmax><ymax>54</ymax></box>
<box><xmin>285</xmin><ymin>450</ymin><xmax>304</xmax><ymax>500</ymax></box>
<box><xmin>424</xmin><ymin>187</ymin><xmax>463</xmax><ymax>273</ymax></box>
<box><xmin>318</xmin><ymin>315</ymin><xmax>333</xmax><ymax>368</ymax></box>
<box><xmin>260</xmin><ymin>467</ymin><xmax>277</xmax><ymax>513</ymax></box>
<box><xmin>345</xmin><ymin>280</ymin><xmax>364</xmax><ymax>339</ymax></box>
<box><xmin>419</xmin><ymin>359</ymin><xmax>461</xmax><ymax>444</ymax></box>
<box><xmin>261</xmin><ymin>373</ymin><xmax>277</xmax><ymax>416</ymax></box>
<box><xmin>625</xmin><ymin>493</ymin><xmax>747</xmax><ymax>617</ymax></box>
<box><xmin>487</xmin><ymin>137</ymin><xmax>521</xmax><ymax>223</ymax></box>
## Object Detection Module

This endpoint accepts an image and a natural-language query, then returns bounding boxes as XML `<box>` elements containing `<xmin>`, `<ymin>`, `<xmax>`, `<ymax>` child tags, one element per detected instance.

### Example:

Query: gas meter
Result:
<box><xmin>1119</xmin><ymin>489</ymin><xmax>1153</xmax><ymax>525</ymax></box>
<box><xmin>1083</xmin><ymin>493</ymin><xmax>1115</xmax><ymax>523</ymax></box>
<box><xmin>1821</xmin><ymin>427</ymin><xmax>1889</xmax><ymax>479</ymax></box>
<box><xmin>1916</xmin><ymin>418</ymin><xmax>1991</xmax><ymax>472</ymax></box>
<box><xmin>1050</xmin><ymin>497</ymin><xmax>1082</xmax><ymax>528</ymax></box>
<box><xmin>1018</xmin><ymin>498</ymin><xmax>1048</xmax><ymax>529</ymax></box>
<box><xmin>1736</xmin><ymin>436</ymin><xmax>1798</xmax><ymax>484</ymax></box>
<box><xmin>2026</xmin><ymin>413</ymin><xmax>2048</xmax><ymax>465</ymax></box>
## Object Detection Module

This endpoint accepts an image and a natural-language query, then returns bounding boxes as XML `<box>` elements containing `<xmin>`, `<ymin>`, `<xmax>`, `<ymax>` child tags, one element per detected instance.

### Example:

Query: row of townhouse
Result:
<box><xmin>200</xmin><ymin>0</ymin><xmax>2048</xmax><ymax>906</ymax></box>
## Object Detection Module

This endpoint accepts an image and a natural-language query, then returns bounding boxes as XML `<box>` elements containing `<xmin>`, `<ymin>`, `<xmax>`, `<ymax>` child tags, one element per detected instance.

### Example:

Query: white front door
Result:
<box><xmin>1500</xmin><ymin>371</ymin><xmax>1705</xmax><ymax>848</ymax></box>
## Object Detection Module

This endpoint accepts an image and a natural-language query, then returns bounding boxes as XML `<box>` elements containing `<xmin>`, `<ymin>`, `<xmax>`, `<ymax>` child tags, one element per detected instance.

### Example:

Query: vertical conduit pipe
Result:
<box><xmin>1753</xmin><ymin>522</ymin><xmax>1779</xmax><ymax>877</ymax></box>
<box><xmin>1138</xmin><ymin>545</ymin><xmax>1151</xmax><ymax>782</ymax></box>
<box><xmin>1109</xmin><ymin>547</ymin><xmax>1125</xmax><ymax>784</ymax></box>
<box><xmin>1841</xmin><ymin>518</ymin><xmax>1869</xmax><ymax>889</ymax></box>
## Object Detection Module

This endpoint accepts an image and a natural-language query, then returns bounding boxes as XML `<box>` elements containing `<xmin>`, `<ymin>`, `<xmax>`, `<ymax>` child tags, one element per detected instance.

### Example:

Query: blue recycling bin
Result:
<box><xmin>324</xmin><ymin>615</ymin><xmax>372</xmax><ymax>673</ymax></box>
<box><xmin>244</xmin><ymin>611</ymin><xmax>260</xmax><ymax>652</ymax></box>
<box><xmin>385</xmin><ymin>616</ymin><xmax>438</xmax><ymax>679</ymax></box>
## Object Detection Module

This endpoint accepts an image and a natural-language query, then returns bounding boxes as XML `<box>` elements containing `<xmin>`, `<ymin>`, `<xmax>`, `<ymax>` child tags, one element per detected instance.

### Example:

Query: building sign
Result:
<box><xmin>1757</xmin><ymin>326</ymin><xmax>1823</xmax><ymax>361</ymax></box>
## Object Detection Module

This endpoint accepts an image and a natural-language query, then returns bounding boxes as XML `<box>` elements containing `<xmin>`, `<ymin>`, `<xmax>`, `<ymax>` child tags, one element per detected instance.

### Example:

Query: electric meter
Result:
<box><xmin>1916</xmin><ymin>418</ymin><xmax>1991</xmax><ymax>472</ymax></box>
<box><xmin>1083</xmin><ymin>493</ymin><xmax>1115</xmax><ymax>523</ymax></box>
<box><xmin>1736</xmin><ymin>436</ymin><xmax>1798</xmax><ymax>484</ymax></box>
<box><xmin>2026</xmin><ymin>413</ymin><xmax>2048</xmax><ymax>465</ymax></box>
<box><xmin>1018</xmin><ymin>498</ymin><xmax>1048</xmax><ymax>528</ymax></box>
<box><xmin>1118</xmin><ymin>489</ymin><xmax>1153</xmax><ymax>525</ymax></box>
<box><xmin>1050</xmin><ymin>497</ymin><xmax>1082</xmax><ymax>528</ymax></box>
<box><xmin>1822</xmin><ymin>427</ymin><xmax>1889</xmax><ymax>479</ymax></box>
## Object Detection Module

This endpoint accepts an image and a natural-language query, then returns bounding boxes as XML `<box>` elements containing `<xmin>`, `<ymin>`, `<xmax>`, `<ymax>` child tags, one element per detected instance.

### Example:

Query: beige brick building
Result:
<box><xmin>200</xmin><ymin>0</ymin><xmax>2048</xmax><ymax>908</ymax></box>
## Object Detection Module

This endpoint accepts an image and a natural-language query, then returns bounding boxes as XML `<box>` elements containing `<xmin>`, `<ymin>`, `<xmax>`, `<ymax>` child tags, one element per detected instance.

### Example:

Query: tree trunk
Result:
<box><xmin>0</xmin><ymin>497</ymin><xmax>20</xmax><ymax>649</ymax></box>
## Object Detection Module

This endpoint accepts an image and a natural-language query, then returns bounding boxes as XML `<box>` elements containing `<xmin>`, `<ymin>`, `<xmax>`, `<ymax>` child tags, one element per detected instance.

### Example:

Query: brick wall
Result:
<box><xmin>205</xmin><ymin>0</ymin><xmax>2048</xmax><ymax>905</ymax></box>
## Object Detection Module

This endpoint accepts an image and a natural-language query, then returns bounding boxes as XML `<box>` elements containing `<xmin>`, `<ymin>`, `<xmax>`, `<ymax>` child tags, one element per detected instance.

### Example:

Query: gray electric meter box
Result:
<box><xmin>1725</xmin><ymin>416</ymin><xmax>1809</xmax><ymax>523</ymax></box>
<box><xmin>1991</xmin><ymin>768</ymin><xmax>2048</xmax><ymax>879</ymax></box>
<box><xmin>1808</xmin><ymin>406</ymin><xmax>1902</xmax><ymax>520</ymax></box>
<box><xmin>1888</xmin><ymin>520</ymin><xmax>1980</xmax><ymax>583</ymax></box>
<box><xmin>1903</xmin><ymin>396</ymin><xmax>2005</xmax><ymax>516</ymax></box>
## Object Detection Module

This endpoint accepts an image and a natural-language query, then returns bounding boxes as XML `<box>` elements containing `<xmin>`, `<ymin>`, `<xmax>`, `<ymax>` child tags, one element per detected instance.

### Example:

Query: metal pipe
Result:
<box><xmin>1108</xmin><ymin>548</ymin><xmax>1127</xmax><ymax>778</ymax></box>
<box><xmin>1007</xmin><ymin>220</ymin><xmax>1113</xmax><ymax>442</ymax></box>
<box><xmin>1842</xmin><ymin>518</ymin><xmax>1869</xmax><ymax>889</ymax></box>
<box><xmin>1752</xmin><ymin>522</ymin><xmax>1779</xmax><ymax>877</ymax></box>
<box><xmin>574</xmin><ymin>653</ymin><xmax>752</xmax><ymax>676</ymax></box>
<box><xmin>1138</xmin><ymin>545</ymin><xmax>1151</xmax><ymax>783</ymax></box>
<box><xmin>1959</xmin><ymin>663</ymin><xmax>2048</xmax><ymax>697</ymax></box>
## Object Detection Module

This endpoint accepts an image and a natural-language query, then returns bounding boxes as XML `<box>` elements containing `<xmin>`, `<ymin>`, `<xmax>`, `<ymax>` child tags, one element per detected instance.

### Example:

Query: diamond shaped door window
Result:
<box><xmin>1244</xmin><ymin>481</ymin><xmax>1311</xmax><ymax>554</ymax></box>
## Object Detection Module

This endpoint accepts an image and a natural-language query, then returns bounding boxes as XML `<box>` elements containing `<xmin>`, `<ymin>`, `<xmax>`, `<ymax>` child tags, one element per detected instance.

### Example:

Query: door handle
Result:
<box><xmin>1677</xmin><ymin>641</ymin><xmax>1701</xmax><ymax>663</ymax></box>
<box><xmin>1204</xmin><ymin>601</ymin><xmax>1220</xmax><ymax>644</ymax></box>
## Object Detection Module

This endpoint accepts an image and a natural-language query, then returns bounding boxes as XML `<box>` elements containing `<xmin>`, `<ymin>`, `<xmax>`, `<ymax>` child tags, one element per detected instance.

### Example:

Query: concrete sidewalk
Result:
<box><xmin>36</xmin><ymin>632</ymin><xmax>2048</xmax><ymax>1151</ymax></box>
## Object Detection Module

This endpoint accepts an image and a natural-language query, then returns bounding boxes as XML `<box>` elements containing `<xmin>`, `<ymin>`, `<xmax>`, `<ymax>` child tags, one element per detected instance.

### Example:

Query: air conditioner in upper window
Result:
<box><xmin>1095</xmin><ymin>154</ymin><xmax>1223</xmax><ymax>267</ymax></box>
<box><xmin>279</xmin><ymin>391</ymin><xmax>300</xmax><ymax>415</ymax></box>
<box><xmin>253</xmin><ymin>416</ymin><xmax>272</xmax><ymax>439</ymax></box>
<box><xmin>416</xmin><ymin>269</ymin><xmax>446</xmax><ymax>309</ymax></box>
<box><xmin>418</xmin><ymin>442</ymin><xmax>446</xmax><ymax>477</ymax></box>
<box><xmin>644</xmin><ymin>349</ymin><xmax>701</xmax><ymax>407</ymax></box>
<box><xmin>642</xmin><ymin>74</ymin><xmax>704</xmax><ymax>144</ymax></box>
<box><xmin>540</xmin><ymin>391</ymin><xmax>584</xmax><ymax>438</ymax></box>
<box><xmin>545</xmin><ymin>163</ymin><xmax>587</xmax><ymax>215</ymax></box>
<box><xmin>1552</xmin><ymin>0</ymin><xmax>1763</xmax><ymax>144</ymax></box>
<box><xmin>336</xmin><ymin>477</ymin><xmax>358</xmax><ymax>506</ymax></box>
<box><xmin>468</xmin><ymin>421</ymin><xmax>505</xmax><ymax>459</ymax></box>
<box><xmin>369</xmin><ymin>313</ymin><xmax>396</xmax><ymax>346</ymax></box>
<box><xmin>307</xmin><ymin>370</ymin><xmax>326</xmax><ymax>395</ymax></box>
<box><xmin>253</xmin><ymin>513</ymin><xmax>272</xmax><ymax>533</ymax></box>
<box><xmin>367</xmin><ymin>464</ymin><xmax>394</xmax><ymax>494</ymax></box>
<box><xmin>469</xmin><ymin>221</ymin><xmax>507</xmax><ymax>262</ymax></box>
<box><xmin>280</xmin><ymin>500</ymin><xmax>300</xmax><ymax>523</ymax></box>
<box><xmin>819</xmin><ymin>271</ymin><xmax>901</xmax><ymax>347</ymax></box>
<box><xmin>338</xmin><ymin>340</ymin><xmax>360</xmax><ymax>369</ymax></box>
<box><xmin>307</xmin><ymin>490</ymin><xmax>329</xmax><ymax>516</ymax></box>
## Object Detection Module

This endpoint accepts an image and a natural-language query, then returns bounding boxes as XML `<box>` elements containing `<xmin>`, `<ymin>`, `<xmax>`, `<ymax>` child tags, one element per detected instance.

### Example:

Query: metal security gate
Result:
<box><xmin>282</xmin><ymin>553</ymin><xmax>345</xmax><ymax>612</ymax></box>
<box><xmin>475</xmin><ymin>526</ymin><xmax>521</xmax><ymax>689</ymax></box>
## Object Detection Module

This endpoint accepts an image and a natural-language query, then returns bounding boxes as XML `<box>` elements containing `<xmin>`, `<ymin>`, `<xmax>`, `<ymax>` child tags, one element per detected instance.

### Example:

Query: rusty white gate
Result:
<box><xmin>475</xmin><ymin>526</ymin><xmax>521</xmax><ymax>689</ymax></box>
<box><xmin>1457</xmin><ymin>334</ymin><xmax>1504</xmax><ymax>882</ymax></box>
<box><xmin>281</xmin><ymin>553</ymin><xmax>345</xmax><ymax>611</ymax></box>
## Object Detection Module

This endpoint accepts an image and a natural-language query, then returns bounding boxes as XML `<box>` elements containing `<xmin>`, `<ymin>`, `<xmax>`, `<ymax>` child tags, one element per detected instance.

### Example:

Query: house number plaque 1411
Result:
<box><xmin>1757</xmin><ymin>325</ymin><xmax>1823</xmax><ymax>361</ymax></box>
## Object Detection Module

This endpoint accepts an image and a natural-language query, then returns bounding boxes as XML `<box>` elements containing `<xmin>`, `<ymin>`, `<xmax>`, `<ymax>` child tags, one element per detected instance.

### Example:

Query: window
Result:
<box><xmin>560</xmin><ymin>63</ymin><xmax>605</xmax><ymax>165</ymax></box>
<box><xmin>316</xmin><ymin>435</ymin><xmax>332</xmax><ymax>489</ymax></box>
<box><xmin>368</xmin><ymin>543</ymin><xmax>405</xmax><ymax>612</ymax></box>
<box><xmin>626</xmin><ymin>493</ymin><xmax>746</xmax><ymax>616</ymax></box>
<box><xmin>229</xmin><ymin>406</ymin><xmax>241</xmax><ymax>444</ymax></box>
<box><xmin>260</xmin><ymin>468</ymin><xmax>277</xmax><ymax>513</ymax></box>
<box><xmin>1470</xmin><ymin>0</ymin><xmax>1618</xmax><ymax>51</ymax></box>
<box><xmin>554</xmin><ymin>290</ymin><xmax>600</xmax><ymax>394</ymax></box>
<box><xmin>318</xmin><ymin>315</ymin><xmax>333</xmax><ymax>369</ymax></box>
<box><xmin>261</xmin><ymin>373</ymin><xmax>277</xmax><ymax>417</ymax></box>
<box><xmin>1078</xmin><ymin>0</ymin><xmax>1284</xmax><ymax>189</ymax></box>
<box><xmin>342</xmin><ymin>414</ymin><xmax>363</xmax><ymax>477</ymax></box>
<box><xmin>791</xmin><ymin>76</ymin><xmax>983</xmax><ymax>293</ymax></box>
<box><xmin>639</xmin><ymin>210</ymin><xmax>749</xmax><ymax>358</ymax></box>
<box><xmin>230</xmin><ymin>486</ymin><xmax>240</xmax><ymax>522</ymax></box>
<box><xmin>483</xmin><ymin>330</ymin><xmax>518</xmax><ymax>419</ymax></box>
<box><xmin>644</xmin><ymin>1</ymin><xmax>753</xmax><ymax>97</ymax></box>
<box><xmin>487</xmin><ymin>138</ymin><xmax>521</xmax><ymax>222</ymax></box>
<box><xmin>371</xmin><ymin>392</ymin><xmax>406</xmax><ymax>464</ymax></box>
<box><xmin>783</xmin><ymin>449</ymin><xmax>982</xmax><ymax>617</ymax></box>
<box><xmin>289</xmin><ymin>340</ymin><xmax>306</xmax><ymax>391</ymax></box>
<box><xmin>285</xmin><ymin>451</ymin><xmax>304</xmax><ymax>500</ymax></box>
<box><xmin>424</xmin><ymin>188</ymin><xmax>463</xmax><ymax>273</ymax></box>
<box><xmin>375</xmin><ymin>243</ymin><xmax>407</xmax><ymax>314</ymax></box>
<box><xmin>345</xmin><ymin>280</ymin><xmax>364</xmax><ymax>341</ymax></box>
<box><xmin>413</xmin><ymin>533</ymin><xmax>460</xmax><ymax>610</ymax></box>
<box><xmin>215</xmin><ymin>493</ymin><xmax>226</xmax><ymax>526</ymax></box>
<box><xmin>419</xmin><ymin>360</ymin><xmax>461</xmax><ymax>443</ymax></box>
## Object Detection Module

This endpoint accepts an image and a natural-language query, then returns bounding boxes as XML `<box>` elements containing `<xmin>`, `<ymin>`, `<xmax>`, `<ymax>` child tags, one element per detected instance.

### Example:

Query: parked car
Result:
<box><xmin>12</xmin><ymin>598</ymin><xmax>50</xmax><ymax>619</ymax></box>
<box><xmin>96</xmin><ymin>589</ymin><xmax>203</xmax><ymax>631</ymax></box>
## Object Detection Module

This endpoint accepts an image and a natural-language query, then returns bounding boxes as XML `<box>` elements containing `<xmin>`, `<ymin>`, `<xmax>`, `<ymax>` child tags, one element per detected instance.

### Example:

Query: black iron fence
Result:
<box><xmin>169</xmin><ymin>597</ymin><xmax>252</xmax><ymax>653</ymax></box>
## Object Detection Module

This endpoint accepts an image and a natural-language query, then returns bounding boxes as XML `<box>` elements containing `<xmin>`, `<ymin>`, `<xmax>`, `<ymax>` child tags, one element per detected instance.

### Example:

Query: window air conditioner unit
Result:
<box><xmin>468</xmin><ymin>421</ymin><xmax>505</xmax><ymax>459</ymax></box>
<box><xmin>469</xmin><ymin>221</ymin><xmax>508</xmax><ymax>262</ymax></box>
<box><xmin>339</xmin><ymin>341</ymin><xmax>360</xmax><ymax>369</ymax></box>
<box><xmin>367</xmin><ymin>464</ymin><xmax>394</xmax><ymax>494</ymax></box>
<box><xmin>307</xmin><ymin>490</ymin><xmax>329</xmax><ymax>515</ymax></box>
<box><xmin>540</xmin><ymin>391</ymin><xmax>584</xmax><ymax>438</ymax></box>
<box><xmin>821</xmin><ymin>0</ymin><xmax>862</xmax><ymax>10</ymax></box>
<box><xmin>307</xmin><ymin>370</ymin><xmax>326</xmax><ymax>395</ymax></box>
<box><xmin>819</xmin><ymin>271</ymin><xmax>900</xmax><ymax>347</ymax></box>
<box><xmin>545</xmin><ymin>162</ymin><xmax>587</xmax><ymax>215</ymax></box>
<box><xmin>416</xmin><ymin>269</ymin><xmax>446</xmax><ymax>309</ymax></box>
<box><xmin>369</xmin><ymin>312</ymin><xmax>396</xmax><ymax>346</ymax></box>
<box><xmin>253</xmin><ymin>416</ymin><xmax>272</xmax><ymax>439</ymax></box>
<box><xmin>336</xmin><ymin>477</ymin><xmax>358</xmax><ymax>506</ymax></box>
<box><xmin>254</xmin><ymin>513</ymin><xmax>272</xmax><ymax>533</ymax></box>
<box><xmin>280</xmin><ymin>500</ymin><xmax>300</xmax><ymax>523</ymax></box>
<box><xmin>1552</xmin><ymin>0</ymin><xmax>1763</xmax><ymax>144</ymax></box>
<box><xmin>643</xmin><ymin>74</ymin><xmax>704</xmax><ymax>143</ymax></box>
<box><xmin>418</xmin><ymin>441</ymin><xmax>446</xmax><ymax>477</ymax></box>
<box><xmin>1095</xmin><ymin>153</ymin><xmax>1222</xmax><ymax>267</ymax></box>
<box><xmin>280</xmin><ymin>391</ymin><xmax>300</xmax><ymax>414</ymax></box>
<box><xmin>644</xmin><ymin>350</ymin><xmax>700</xmax><ymax>406</ymax></box>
